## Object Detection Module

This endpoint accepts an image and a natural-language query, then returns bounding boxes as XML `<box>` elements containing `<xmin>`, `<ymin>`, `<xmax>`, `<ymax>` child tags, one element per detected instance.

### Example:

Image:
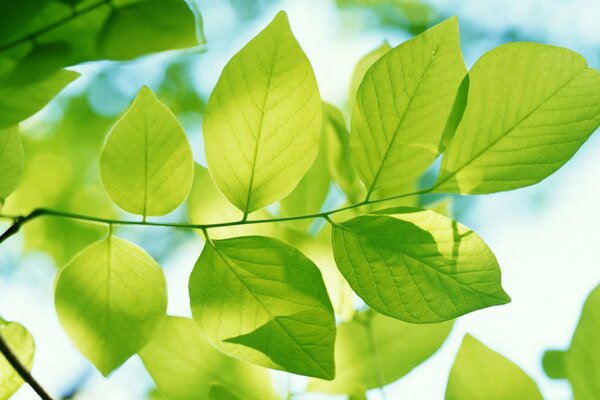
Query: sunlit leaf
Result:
<box><xmin>349</xmin><ymin>41</ymin><xmax>391</xmax><ymax>107</ymax></box>
<box><xmin>0</xmin><ymin>127</ymin><xmax>24</xmax><ymax>201</ymax></box>
<box><xmin>140</xmin><ymin>317</ymin><xmax>276</xmax><ymax>400</ymax></box>
<box><xmin>55</xmin><ymin>236</ymin><xmax>167</xmax><ymax>375</ymax></box>
<box><xmin>446</xmin><ymin>334</ymin><xmax>543</xmax><ymax>400</ymax></box>
<box><xmin>189</xmin><ymin>236</ymin><xmax>336</xmax><ymax>379</ymax></box>
<box><xmin>203</xmin><ymin>11</ymin><xmax>322</xmax><ymax>215</ymax></box>
<box><xmin>351</xmin><ymin>17</ymin><xmax>466</xmax><ymax>199</ymax></box>
<box><xmin>436</xmin><ymin>43</ymin><xmax>600</xmax><ymax>194</ymax></box>
<box><xmin>0</xmin><ymin>317</ymin><xmax>35</xmax><ymax>400</ymax></box>
<box><xmin>100</xmin><ymin>86</ymin><xmax>194</xmax><ymax>217</ymax></box>
<box><xmin>331</xmin><ymin>207</ymin><xmax>510</xmax><ymax>323</ymax></box>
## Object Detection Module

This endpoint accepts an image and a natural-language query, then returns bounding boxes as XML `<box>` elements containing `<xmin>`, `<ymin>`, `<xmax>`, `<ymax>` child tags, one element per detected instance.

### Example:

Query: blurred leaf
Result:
<box><xmin>209</xmin><ymin>385</ymin><xmax>241</xmax><ymax>400</ymax></box>
<box><xmin>203</xmin><ymin>11</ymin><xmax>321</xmax><ymax>214</ymax></box>
<box><xmin>332</xmin><ymin>207</ymin><xmax>510</xmax><ymax>323</ymax></box>
<box><xmin>351</xmin><ymin>18</ymin><xmax>466</xmax><ymax>199</ymax></box>
<box><xmin>446</xmin><ymin>334</ymin><xmax>543</xmax><ymax>400</ymax></box>
<box><xmin>55</xmin><ymin>236</ymin><xmax>167</xmax><ymax>375</ymax></box>
<box><xmin>100</xmin><ymin>86</ymin><xmax>194</xmax><ymax>217</ymax></box>
<box><xmin>436</xmin><ymin>43</ymin><xmax>600</xmax><ymax>194</ymax></box>
<box><xmin>0</xmin><ymin>127</ymin><xmax>24</xmax><ymax>201</ymax></box>
<box><xmin>542</xmin><ymin>350</ymin><xmax>566</xmax><ymax>380</ymax></box>
<box><xmin>189</xmin><ymin>236</ymin><xmax>336</xmax><ymax>379</ymax></box>
<box><xmin>309</xmin><ymin>310</ymin><xmax>452</xmax><ymax>394</ymax></box>
<box><xmin>140</xmin><ymin>316</ymin><xmax>277</xmax><ymax>400</ymax></box>
<box><xmin>0</xmin><ymin>317</ymin><xmax>35</xmax><ymax>400</ymax></box>
<box><xmin>348</xmin><ymin>41</ymin><xmax>391</xmax><ymax>108</ymax></box>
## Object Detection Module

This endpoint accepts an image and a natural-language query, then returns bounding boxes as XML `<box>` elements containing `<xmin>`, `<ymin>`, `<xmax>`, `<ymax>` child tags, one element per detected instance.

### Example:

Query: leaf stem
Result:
<box><xmin>0</xmin><ymin>333</ymin><xmax>54</xmax><ymax>400</ymax></box>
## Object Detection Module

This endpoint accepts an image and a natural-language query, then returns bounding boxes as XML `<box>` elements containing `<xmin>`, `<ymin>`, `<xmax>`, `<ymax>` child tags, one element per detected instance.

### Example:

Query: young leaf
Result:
<box><xmin>308</xmin><ymin>310</ymin><xmax>453</xmax><ymax>394</ymax></box>
<box><xmin>189</xmin><ymin>236</ymin><xmax>336</xmax><ymax>379</ymax></box>
<box><xmin>139</xmin><ymin>317</ymin><xmax>277</xmax><ymax>400</ymax></box>
<box><xmin>331</xmin><ymin>207</ymin><xmax>510</xmax><ymax>323</ymax></box>
<box><xmin>100</xmin><ymin>86</ymin><xmax>194</xmax><ymax>217</ymax></box>
<box><xmin>0</xmin><ymin>127</ymin><xmax>24</xmax><ymax>201</ymax></box>
<box><xmin>0</xmin><ymin>317</ymin><xmax>35</xmax><ymax>400</ymax></box>
<box><xmin>446</xmin><ymin>334</ymin><xmax>543</xmax><ymax>400</ymax></box>
<box><xmin>348</xmin><ymin>41</ymin><xmax>391</xmax><ymax>107</ymax></box>
<box><xmin>55</xmin><ymin>236</ymin><xmax>167</xmax><ymax>376</ymax></box>
<box><xmin>351</xmin><ymin>17</ymin><xmax>466</xmax><ymax>199</ymax></box>
<box><xmin>436</xmin><ymin>43</ymin><xmax>600</xmax><ymax>194</ymax></box>
<box><xmin>203</xmin><ymin>11</ymin><xmax>322</xmax><ymax>215</ymax></box>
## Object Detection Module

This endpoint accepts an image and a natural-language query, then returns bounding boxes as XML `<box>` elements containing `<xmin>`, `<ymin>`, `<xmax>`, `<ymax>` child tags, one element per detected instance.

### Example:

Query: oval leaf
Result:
<box><xmin>351</xmin><ymin>17</ymin><xmax>466</xmax><ymax>199</ymax></box>
<box><xmin>203</xmin><ymin>11</ymin><xmax>322</xmax><ymax>215</ymax></box>
<box><xmin>331</xmin><ymin>207</ymin><xmax>510</xmax><ymax>323</ymax></box>
<box><xmin>189</xmin><ymin>236</ymin><xmax>336</xmax><ymax>379</ymax></box>
<box><xmin>0</xmin><ymin>127</ymin><xmax>24</xmax><ymax>201</ymax></box>
<box><xmin>55</xmin><ymin>236</ymin><xmax>167</xmax><ymax>375</ymax></box>
<box><xmin>0</xmin><ymin>317</ymin><xmax>35</xmax><ymax>400</ymax></box>
<box><xmin>436</xmin><ymin>43</ymin><xmax>600</xmax><ymax>194</ymax></box>
<box><xmin>100</xmin><ymin>86</ymin><xmax>194</xmax><ymax>217</ymax></box>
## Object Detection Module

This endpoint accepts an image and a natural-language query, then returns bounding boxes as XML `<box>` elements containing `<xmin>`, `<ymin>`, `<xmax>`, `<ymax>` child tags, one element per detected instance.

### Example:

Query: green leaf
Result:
<box><xmin>189</xmin><ymin>236</ymin><xmax>336</xmax><ymax>379</ymax></box>
<box><xmin>100</xmin><ymin>86</ymin><xmax>194</xmax><ymax>217</ymax></box>
<box><xmin>55</xmin><ymin>236</ymin><xmax>167</xmax><ymax>375</ymax></box>
<box><xmin>0</xmin><ymin>69</ymin><xmax>79</xmax><ymax>129</ymax></box>
<box><xmin>0</xmin><ymin>318</ymin><xmax>35</xmax><ymax>400</ymax></box>
<box><xmin>308</xmin><ymin>310</ymin><xmax>452</xmax><ymax>394</ymax></box>
<box><xmin>331</xmin><ymin>207</ymin><xmax>510</xmax><ymax>323</ymax></box>
<box><xmin>349</xmin><ymin>41</ymin><xmax>391</xmax><ymax>108</ymax></box>
<box><xmin>0</xmin><ymin>127</ymin><xmax>24</xmax><ymax>201</ymax></box>
<box><xmin>99</xmin><ymin>0</ymin><xmax>202</xmax><ymax>60</ymax></box>
<box><xmin>435</xmin><ymin>43</ymin><xmax>600</xmax><ymax>194</ymax></box>
<box><xmin>140</xmin><ymin>317</ymin><xmax>276</xmax><ymax>400</ymax></box>
<box><xmin>446</xmin><ymin>334</ymin><xmax>543</xmax><ymax>400</ymax></box>
<box><xmin>351</xmin><ymin>17</ymin><xmax>466</xmax><ymax>199</ymax></box>
<box><xmin>543</xmin><ymin>284</ymin><xmax>600</xmax><ymax>398</ymax></box>
<box><xmin>203</xmin><ymin>11</ymin><xmax>322</xmax><ymax>215</ymax></box>
<box><xmin>209</xmin><ymin>385</ymin><xmax>241</xmax><ymax>400</ymax></box>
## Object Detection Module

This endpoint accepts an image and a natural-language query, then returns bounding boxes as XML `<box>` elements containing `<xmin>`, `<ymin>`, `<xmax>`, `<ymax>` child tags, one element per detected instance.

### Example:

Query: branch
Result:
<box><xmin>0</xmin><ymin>333</ymin><xmax>54</xmax><ymax>400</ymax></box>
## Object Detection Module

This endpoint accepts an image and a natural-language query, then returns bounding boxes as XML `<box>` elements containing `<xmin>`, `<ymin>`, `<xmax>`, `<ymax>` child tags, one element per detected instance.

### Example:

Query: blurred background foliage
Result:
<box><xmin>1</xmin><ymin>0</ymin><xmax>599</xmax><ymax>399</ymax></box>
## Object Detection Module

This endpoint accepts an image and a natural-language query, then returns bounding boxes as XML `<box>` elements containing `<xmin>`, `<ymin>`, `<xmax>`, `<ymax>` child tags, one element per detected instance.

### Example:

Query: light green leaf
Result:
<box><xmin>351</xmin><ymin>17</ymin><xmax>466</xmax><ymax>199</ymax></box>
<box><xmin>189</xmin><ymin>236</ymin><xmax>336</xmax><ymax>379</ymax></box>
<box><xmin>100</xmin><ymin>86</ymin><xmax>194</xmax><ymax>217</ymax></box>
<box><xmin>99</xmin><ymin>0</ymin><xmax>203</xmax><ymax>60</ymax></box>
<box><xmin>435</xmin><ymin>43</ymin><xmax>600</xmax><ymax>194</ymax></box>
<box><xmin>140</xmin><ymin>317</ymin><xmax>276</xmax><ymax>400</ymax></box>
<box><xmin>349</xmin><ymin>41</ymin><xmax>391</xmax><ymax>108</ymax></box>
<box><xmin>543</xmin><ymin>284</ymin><xmax>600</xmax><ymax>399</ymax></box>
<box><xmin>209</xmin><ymin>385</ymin><xmax>241</xmax><ymax>400</ymax></box>
<box><xmin>0</xmin><ymin>69</ymin><xmax>79</xmax><ymax>129</ymax></box>
<box><xmin>203</xmin><ymin>11</ymin><xmax>322</xmax><ymax>215</ymax></box>
<box><xmin>0</xmin><ymin>127</ymin><xmax>24</xmax><ymax>201</ymax></box>
<box><xmin>55</xmin><ymin>236</ymin><xmax>167</xmax><ymax>375</ymax></box>
<box><xmin>331</xmin><ymin>207</ymin><xmax>510</xmax><ymax>323</ymax></box>
<box><xmin>446</xmin><ymin>334</ymin><xmax>543</xmax><ymax>400</ymax></box>
<box><xmin>0</xmin><ymin>318</ymin><xmax>35</xmax><ymax>400</ymax></box>
<box><xmin>309</xmin><ymin>310</ymin><xmax>452</xmax><ymax>394</ymax></box>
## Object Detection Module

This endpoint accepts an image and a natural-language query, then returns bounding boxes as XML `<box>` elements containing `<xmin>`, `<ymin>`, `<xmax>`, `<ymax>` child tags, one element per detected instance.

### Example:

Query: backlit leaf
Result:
<box><xmin>349</xmin><ymin>41</ymin><xmax>391</xmax><ymax>108</ymax></box>
<box><xmin>0</xmin><ymin>317</ymin><xmax>35</xmax><ymax>400</ymax></box>
<box><xmin>0</xmin><ymin>127</ymin><xmax>24</xmax><ymax>201</ymax></box>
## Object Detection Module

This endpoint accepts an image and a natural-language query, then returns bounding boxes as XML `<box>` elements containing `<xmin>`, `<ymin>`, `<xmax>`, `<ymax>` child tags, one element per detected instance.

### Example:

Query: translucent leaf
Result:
<box><xmin>308</xmin><ymin>310</ymin><xmax>452</xmax><ymax>394</ymax></box>
<box><xmin>203</xmin><ymin>11</ymin><xmax>322</xmax><ymax>215</ymax></box>
<box><xmin>189</xmin><ymin>236</ymin><xmax>336</xmax><ymax>379</ymax></box>
<box><xmin>139</xmin><ymin>317</ymin><xmax>276</xmax><ymax>400</ymax></box>
<box><xmin>351</xmin><ymin>17</ymin><xmax>466</xmax><ymax>199</ymax></box>
<box><xmin>331</xmin><ymin>207</ymin><xmax>510</xmax><ymax>323</ymax></box>
<box><xmin>100</xmin><ymin>86</ymin><xmax>194</xmax><ymax>217</ymax></box>
<box><xmin>209</xmin><ymin>385</ymin><xmax>241</xmax><ymax>400</ymax></box>
<box><xmin>0</xmin><ymin>127</ymin><xmax>24</xmax><ymax>201</ymax></box>
<box><xmin>436</xmin><ymin>43</ymin><xmax>600</xmax><ymax>194</ymax></box>
<box><xmin>55</xmin><ymin>236</ymin><xmax>167</xmax><ymax>375</ymax></box>
<box><xmin>446</xmin><ymin>334</ymin><xmax>543</xmax><ymax>400</ymax></box>
<box><xmin>0</xmin><ymin>317</ymin><xmax>34</xmax><ymax>400</ymax></box>
<box><xmin>349</xmin><ymin>41</ymin><xmax>391</xmax><ymax>108</ymax></box>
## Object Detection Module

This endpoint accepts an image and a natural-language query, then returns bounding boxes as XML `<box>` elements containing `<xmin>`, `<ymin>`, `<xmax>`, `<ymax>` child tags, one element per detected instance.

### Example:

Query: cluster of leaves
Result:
<box><xmin>1</xmin><ymin>5</ymin><xmax>600</xmax><ymax>400</ymax></box>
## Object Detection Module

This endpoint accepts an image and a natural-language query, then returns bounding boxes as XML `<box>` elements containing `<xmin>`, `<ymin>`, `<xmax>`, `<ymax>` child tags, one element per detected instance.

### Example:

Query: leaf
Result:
<box><xmin>203</xmin><ymin>11</ymin><xmax>322</xmax><ymax>215</ymax></box>
<box><xmin>0</xmin><ymin>127</ymin><xmax>24</xmax><ymax>201</ymax></box>
<box><xmin>351</xmin><ymin>17</ymin><xmax>466</xmax><ymax>199</ymax></box>
<box><xmin>446</xmin><ymin>334</ymin><xmax>543</xmax><ymax>400</ymax></box>
<box><xmin>308</xmin><ymin>310</ymin><xmax>453</xmax><ymax>394</ymax></box>
<box><xmin>100</xmin><ymin>86</ymin><xmax>194</xmax><ymax>217</ymax></box>
<box><xmin>139</xmin><ymin>316</ymin><xmax>276</xmax><ymax>400</ymax></box>
<box><xmin>55</xmin><ymin>236</ymin><xmax>167</xmax><ymax>375</ymax></box>
<box><xmin>189</xmin><ymin>236</ymin><xmax>336</xmax><ymax>379</ymax></box>
<box><xmin>331</xmin><ymin>207</ymin><xmax>510</xmax><ymax>323</ymax></box>
<box><xmin>543</xmin><ymin>284</ymin><xmax>600</xmax><ymax>399</ymax></box>
<box><xmin>0</xmin><ymin>69</ymin><xmax>79</xmax><ymax>129</ymax></box>
<box><xmin>209</xmin><ymin>385</ymin><xmax>241</xmax><ymax>400</ymax></box>
<box><xmin>349</xmin><ymin>41</ymin><xmax>391</xmax><ymax>108</ymax></box>
<box><xmin>0</xmin><ymin>318</ymin><xmax>35</xmax><ymax>400</ymax></box>
<box><xmin>99</xmin><ymin>0</ymin><xmax>203</xmax><ymax>60</ymax></box>
<box><xmin>435</xmin><ymin>43</ymin><xmax>600</xmax><ymax>194</ymax></box>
